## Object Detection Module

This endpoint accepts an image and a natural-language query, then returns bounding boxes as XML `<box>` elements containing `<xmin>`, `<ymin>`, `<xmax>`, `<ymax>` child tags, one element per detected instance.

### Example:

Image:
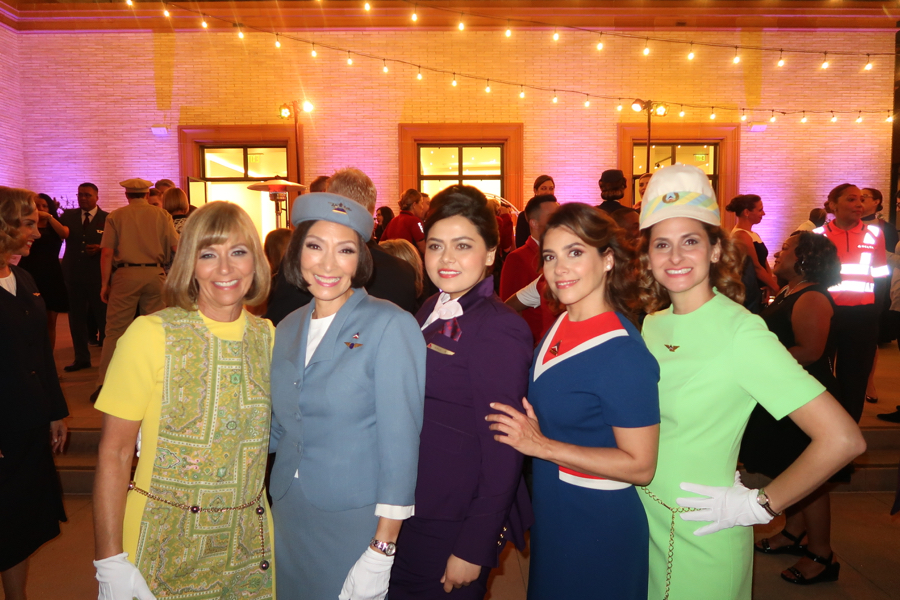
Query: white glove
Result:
<box><xmin>676</xmin><ymin>471</ymin><xmax>774</xmax><ymax>536</ymax></box>
<box><xmin>94</xmin><ymin>552</ymin><xmax>156</xmax><ymax>600</ymax></box>
<box><xmin>338</xmin><ymin>547</ymin><xmax>394</xmax><ymax>600</ymax></box>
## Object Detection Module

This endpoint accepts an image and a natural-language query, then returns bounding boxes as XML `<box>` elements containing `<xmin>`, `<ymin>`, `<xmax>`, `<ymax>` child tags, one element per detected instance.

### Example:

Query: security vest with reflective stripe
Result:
<box><xmin>814</xmin><ymin>221</ymin><xmax>889</xmax><ymax>306</ymax></box>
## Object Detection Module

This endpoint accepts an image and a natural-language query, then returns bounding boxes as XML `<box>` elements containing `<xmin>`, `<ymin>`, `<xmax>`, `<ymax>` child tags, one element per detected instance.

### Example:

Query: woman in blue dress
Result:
<box><xmin>488</xmin><ymin>202</ymin><xmax>660</xmax><ymax>599</ymax></box>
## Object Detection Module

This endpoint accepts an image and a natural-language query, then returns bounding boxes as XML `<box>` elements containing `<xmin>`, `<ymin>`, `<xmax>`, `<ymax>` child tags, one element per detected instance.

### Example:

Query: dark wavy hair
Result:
<box><xmin>638</xmin><ymin>222</ymin><xmax>746</xmax><ymax>313</ymax></box>
<box><xmin>424</xmin><ymin>185</ymin><xmax>499</xmax><ymax>250</ymax></box>
<box><xmin>539</xmin><ymin>203</ymin><xmax>642</xmax><ymax>324</ymax></box>
<box><xmin>790</xmin><ymin>231</ymin><xmax>842</xmax><ymax>288</ymax></box>
<box><xmin>725</xmin><ymin>194</ymin><xmax>761</xmax><ymax>216</ymax></box>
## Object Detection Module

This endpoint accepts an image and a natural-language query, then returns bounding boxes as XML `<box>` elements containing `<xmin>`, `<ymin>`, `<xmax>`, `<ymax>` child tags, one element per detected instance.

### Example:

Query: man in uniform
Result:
<box><xmin>91</xmin><ymin>178</ymin><xmax>179</xmax><ymax>401</ymax></box>
<box><xmin>59</xmin><ymin>182</ymin><xmax>108</xmax><ymax>372</ymax></box>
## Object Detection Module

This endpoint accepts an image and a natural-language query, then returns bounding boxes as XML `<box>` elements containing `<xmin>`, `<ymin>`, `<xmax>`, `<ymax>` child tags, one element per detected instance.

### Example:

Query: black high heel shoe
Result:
<box><xmin>754</xmin><ymin>529</ymin><xmax>807</xmax><ymax>555</ymax></box>
<box><xmin>781</xmin><ymin>550</ymin><xmax>840</xmax><ymax>585</ymax></box>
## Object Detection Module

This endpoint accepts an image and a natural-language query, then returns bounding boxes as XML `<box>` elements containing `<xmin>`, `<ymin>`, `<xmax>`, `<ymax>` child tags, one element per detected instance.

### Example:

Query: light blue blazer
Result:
<box><xmin>269</xmin><ymin>288</ymin><xmax>426</xmax><ymax>511</ymax></box>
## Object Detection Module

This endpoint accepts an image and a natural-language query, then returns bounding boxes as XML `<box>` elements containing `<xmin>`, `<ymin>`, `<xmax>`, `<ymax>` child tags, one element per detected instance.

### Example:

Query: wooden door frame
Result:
<box><xmin>399</xmin><ymin>123</ymin><xmax>524</xmax><ymax>210</ymax></box>
<box><xmin>178</xmin><ymin>124</ymin><xmax>303</xmax><ymax>213</ymax></box>
<box><xmin>617</xmin><ymin>122</ymin><xmax>740</xmax><ymax>228</ymax></box>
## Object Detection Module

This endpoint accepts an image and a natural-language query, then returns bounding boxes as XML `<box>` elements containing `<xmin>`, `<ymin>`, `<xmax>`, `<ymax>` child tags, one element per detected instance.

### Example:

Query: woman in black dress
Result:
<box><xmin>0</xmin><ymin>186</ymin><xmax>69</xmax><ymax>599</ymax></box>
<box><xmin>740</xmin><ymin>231</ymin><xmax>845</xmax><ymax>586</ymax></box>
<box><xmin>17</xmin><ymin>193</ymin><xmax>69</xmax><ymax>351</ymax></box>
<box><xmin>727</xmin><ymin>194</ymin><xmax>779</xmax><ymax>301</ymax></box>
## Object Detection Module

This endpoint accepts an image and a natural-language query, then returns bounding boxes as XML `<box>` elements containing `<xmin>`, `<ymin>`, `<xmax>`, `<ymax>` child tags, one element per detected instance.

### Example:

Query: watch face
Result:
<box><xmin>383</xmin><ymin>542</ymin><xmax>396</xmax><ymax>556</ymax></box>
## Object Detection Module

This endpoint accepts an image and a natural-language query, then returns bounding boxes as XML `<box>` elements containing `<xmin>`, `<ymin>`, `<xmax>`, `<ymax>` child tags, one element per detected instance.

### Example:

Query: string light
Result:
<box><xmin>364</xmin><ymin>2</ymin><xmax>370</xmax><ymax>11</ymax></box>
<box><xmin>382</xmin><ymin>60</ymin><xmax>388</xmax><ymax>73</ymax></box>
<box><xmin>856</xmin><ymin>112</ymin><xmax>863</xmax><ymax>123</ymax></box>
<box><xmin>643</xmin><ymin>39</ymin><xmax>650</xmax><ymax>56</ymax></box>
<box><xmin>617</xmin><ymin>102</ymin><xmax>623</xmax><ymax>111</ymax></box>
<box><xmin>733</xmin><ymin>47</ymin><xmax>741</xmax><ymax>64</ymax></box>
<box><xmin>411</xmin><ymin>4</ymin><xmax>417</xmax><ymax>21</ymax></box>
<box><xmin>200</xmin><ymin>15</ymin><xmax>207</xmax><ymax>28</ymax></box>
<box><xmin>485</xmin><ymin>80</ymin><xmax>491</xmax><ymax>93</ymax></box>
<box><xmin>801</xmin><ymin>112</ymin><xmax>808</xmax><ymax>123</ymax></box>
<box><xmin>163</xmin><ymin>4</ymin><xmax>170</xmax><ymax>17</ymax></box>
<box><xmin>865</xmin><ymin>54</ymin><xmax>873</xmax><ymax>70</ymax></box>
<box><xmin>302</xmin><ymin>100</ymin><xmax>314</xmax><ymax>113</ymax></box>
<box><xmin>679</xmin><ymin>106</ymin><xmax>685</xmax><ymax>118</ymax></box>
<box><xmin>274</xmin><ymin>34</ymin><xmax>281</xmax><ymax>48</ymax></box>
<box><xmin>821</xmin><ymin>53</ymin><xmax>829</xmax><ymax>69</ymax></box>
<box><xmin>505</xmin><ymin>20</ymin><xmax>511</xmax><ymax>37</ymax></box>
<box><xmin>769</xmin><ymin>111</ymin><xmax>776</xmax><ymax>123</ymax></box>
<box><xmin>237</xmin><ymin>28</ymin><xmax>244</xmax><ymax>39</ymax></box>
<box><xmin>311</xmin><ymin>43</ymin><xmax>317</xmax><ymax>57</ymax></box>
<box><xmin>687</xmin><ymin>43</ymin><xmax>695</xmax><ymax>61</ymax></box>
<box><xmin>553</xmin><ymin>29</ymin><xmax>559</xmax><ymax>42</ymax></box>
<box><xmin>519</xmin><ymin>86</ymin><xmax>525</xmax><ymax>99</ymax></box>
<box><xmin>347</xmin><ymin>52</ymin><xmax>353</xmax><ymax>65</ymax></box>
<box><xmin>596</xmin><ymin>34</ymin><xmax>604</xmax><ymax>51</ymax></box>
<box><xmin>458</xmin><ymin>17</ymin><xmax>464</xmax><ymax>30</ymax></box>
<box><xmin>125</xmin><ymin>0</ymin><xmax>132</xmax><ymax>6</ymax></box>
<box><xmin>740</xmin><ymin>109</ymin><xmax>747</xmax><ymax>122</ymax></box>
<box><xmin>416</xmin><ymin>66</ymin><xmax>422</xmax><ymax>80</ymax></box>
<box><xmin>777</xmin><ymin>50</ymin><xmax>785</xmax><ymax>67</ymax></box>
<box><xmin>451</xmin><ymin>73</ymin><xmax>457</xmax><ymax>87</ymax></box>
<box><xmin>584</xmin><ymin>96</ymin><xmax>590</xmax><ymax>108</ymax></box>
<box><xmin>831</xmin><ymin>112</ymin><xmax>837</xmax><ymax>123</ymax></box>
<box><xmin>887</xmin><ymin>112</ymin><xmax>894</xmax><ymax>122</ymax></box>
<box><xmin>552</xmin><ymin>91</ymin><xmax>558</xmax><ymax>104</ymax></box>
<box><xmin>710</xmin><ymin>107</ymin><xmax>716</xmax><ymax>120</ymax></box>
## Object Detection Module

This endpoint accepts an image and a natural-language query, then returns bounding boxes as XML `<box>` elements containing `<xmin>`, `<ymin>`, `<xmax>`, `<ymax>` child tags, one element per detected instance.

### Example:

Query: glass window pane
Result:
<box><xmin>675</xmin><ymin>145</ymin><xmax>715</xmax><ymax>174</ymax></box>
<box><xmin>420</xmin><ymin>147</ymin><xmax>459</xmax><ymax>176</ymax></box>
<box><xmin>204</xmin><ymin>148</ymin><xmax>245</xmax><ymax>178</ymax></box>
<box><xmin>247</xmin><ymin>147</ymin><xmax>287</xmax><ymax>178</ymax></box>
<box><xmin>420</xmin><ymin>179</ymin><xmax>460</xmax><ymax>198</ymax></box>
<box><xmin>462</xmin><ymin>147</ymin><xmax>501</xmax><ymax>176</ymax></box>
<box><xmin>650</xmin><ymin>145</ymin><xmax>674</xmax><ymax>172</ymax></box>
<box><xmin>462</xmin><ymin>179</ymin><xmax>502</xmax><ymax>198</ymax></box>
<box><xmin>632</xmin><ymin>145</ymin><xmax>649</xmax><ymax>175</ymax></box>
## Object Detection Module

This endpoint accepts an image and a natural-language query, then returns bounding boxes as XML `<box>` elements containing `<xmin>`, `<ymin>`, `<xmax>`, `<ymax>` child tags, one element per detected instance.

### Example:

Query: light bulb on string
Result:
<box><xmin>801</xmin><ymin>112</ymin><xmax>808</xmax><ymax>123</ymax></box>
<box><xmin>710</xmin><ymin>107</ymin><xmax>716</xmax><ymax>120</ymax></box>
<box><xmin>688</xmin><ymin>43</ymin><xmax>694</xmax><ymax>60</ymax></box>
<box><xmin>733</xmin><ymin>47</ymin><xmax>741</xmax><ymax>64</ymax></box>
<box><xmin>552</xmin><ymin>91</ymin><xmax>558</xmax><ymax>104</ymax></box>
<box><xmin>163</xmin><ymin>4</ymin><xmax>170</xmax><ymax>17</ymax></box>
<box><xmin>505</xmin><ymin>20</ymin><xmax>511</xmax><ymax>37</ymax></box>
<box><xmin>364</xmin><ymin>2</ymin><xmax>370</xmax><ymax>11</ymax></box>
<box><xmin>237</xmin><ymin>28</ymin><xmax>244</xmax><ymax>39</ymax></box>
<box><xmin>311</xmin><ymin>44</ymin><xmax>317</xmax><ymax>57</ymax></box>
<box><xmin>643</xmin><ymin>39</ymin><xmax>650</xmax><ymax>56</ymax></box>
<box><xmin>458</xmin><ymin>17</ymin><xmax>464</xmax><ymax>30</ymax></box>
<box><xmin>887</xmin><ymin>112</ymin><xmax>894</xmax><ymax>122</ymax></box>
<box><xmin>821</xmin><ymin>53</ymin><xmax>829</xmax><ymax>69</ymax></box>
<box><xmin>274</xmin><ymin>34</ymin><xmax>281</xmax><ymax>48</ymax></box>
<box><xmin>831</xmin><ymin>112</ymin><xmax>837</xmax><ymax>123</ymax></box>
<box><xmin>347</xmin><ymin>52</ymin><xmax>353</xmax><ymax>66</ymax></box>
<box><xmin>597</xmin><ymin>34</ymin><xmax>604</xmax><ymax>50</ymax></box>
<box><xmin>769</xmin><ymin>111</ymin><xmax>776</xmax><ymax>123</ymax></box>
<box><xmin>126</xmin><ymin>0</ymin><xmax>132</xmax><ymax>6</ymax></box>
<box><xmin>740</xmin><ymin>109</ymin><xmax>747</xmax><ymax>122</ymax></box>
<box><xmin>584</xmin><ymin>96</ymin><xmax>590</xmax><ymax>108</ymax></box>
<box><xmin>201</xmin><ymin>16</ymin><xmax>208</xmax><ymax>28</ymax></box>
<box><xmin>519</xmin><ymin>87</ymin><xmax>525</xmax><ymax>99</ymax></box>
<box><xmin>617</xmin><ymin>102</ymin><xmax>623</xmax><ymax>111</ymax></box>
<box><xmin>451</xmin><ymin>74</ymin><xmax>457</xmax><ymax>87</ymax></box>
<box><xmin>865</xmin><ymin>55</ymin><xmax>873</xmax><ymax>70</ymax></box>
<box><xmin>553</xmin><ymin>30</ymin><xmax>559</xmax><ymax>41</ymax></box>
<box><xmin>856</xmin><ymin>112</ymin><xmax>863</xmax><ymax>124</ymax></box>
<box><xmin>485</xmin><ymin>80</ymin><xmax>491</xmax><ymax>93</ymax></box>
<box><xmin>777</xmin><ymin>50</ymin><xmax>785</xmax><ymax>67</ymax></box>
<box><xmin>382</xmin><ymin>60</ymin><xmax>388</xmax><ymax>73</ymax></box>
<box><xmin>411</xmin><ymin>4</ymin><xmax>417</xmax><ymax>21</ymax></box>
<box><xmin>679</xmin><ymin>106</ymin><xmax>685</xmax><ymax>118</ymax></box>
<box><xmin>416</xmin><ymin>67</ymin><xmax>422</xmax><ymax>80</ymax></box>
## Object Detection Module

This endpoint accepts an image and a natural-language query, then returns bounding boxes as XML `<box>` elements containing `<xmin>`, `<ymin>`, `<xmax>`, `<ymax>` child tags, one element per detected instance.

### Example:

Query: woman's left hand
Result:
<box><xmin>441</xmin><ymin>554</ymin><xmax>482</xmax><ymax>593</ymax></box>
<box><xmin>50</xmin><ymin>419</ymin><xmax>67</xmax><ymax>453</ymax></box>
<box><xmin>486</xmin><ymin>398</ymin><xmax>547</xmax><ymax>458</ymax></box>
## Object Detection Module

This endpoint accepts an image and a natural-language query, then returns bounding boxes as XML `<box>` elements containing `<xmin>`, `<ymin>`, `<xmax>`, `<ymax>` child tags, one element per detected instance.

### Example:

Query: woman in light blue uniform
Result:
<box><xmin>269</xmin><ymin>193</ymin><xmax>426</xmax><ymax>600</ymax></box>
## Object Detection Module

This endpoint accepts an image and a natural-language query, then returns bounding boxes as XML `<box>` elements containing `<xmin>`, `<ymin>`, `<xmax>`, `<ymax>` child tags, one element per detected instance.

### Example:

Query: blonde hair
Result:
<box><xmin>163</xmin><ymin>187</ymin><xmax>189</xmax><ymax>215</ymax></box>
<box><xmin>379</xmin><ymin>238</ymin><xmax>424</xmax><ymax>297</ymax></box>
<box><xmin>0</xmin><ymin>186</ymin><xmax>37</xmax><ymax>262</ymax></box>
<box><xmin>164</xmin><ymin>202</ymin><xmax>270</xmax><ymax>310</ymax></box>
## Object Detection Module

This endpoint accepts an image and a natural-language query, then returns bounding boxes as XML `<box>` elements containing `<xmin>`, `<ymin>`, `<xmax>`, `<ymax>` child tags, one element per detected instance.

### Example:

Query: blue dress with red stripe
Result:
<box><xmin>526</xmin><ymin>311</ymin><xmax>660</xmax><ymax>600</ymax></box>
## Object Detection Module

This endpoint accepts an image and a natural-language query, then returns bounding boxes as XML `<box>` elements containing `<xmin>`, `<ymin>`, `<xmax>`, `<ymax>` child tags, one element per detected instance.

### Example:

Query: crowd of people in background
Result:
<box><xmin>0</xmin><ymin>160</ymin><xmax>898</xmax><ymax>600</ymax></box>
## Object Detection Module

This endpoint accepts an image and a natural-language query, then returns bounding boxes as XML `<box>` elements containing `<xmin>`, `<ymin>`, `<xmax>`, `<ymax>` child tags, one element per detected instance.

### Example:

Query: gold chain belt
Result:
<box><xmin>640</xmin><ymin>486</ymin><xmax>699</xmax><ymax>600</ymax></box>
<box><xmin>128</xmin><ymin>481</ymin><xmax>270</xmax><ymax>571</ymax></box>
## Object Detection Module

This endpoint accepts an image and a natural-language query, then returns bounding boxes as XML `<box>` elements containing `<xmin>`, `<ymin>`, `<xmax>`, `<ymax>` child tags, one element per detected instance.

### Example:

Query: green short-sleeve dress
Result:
<box><xmin>640</xmin><ymin>293</ymin><xmax>824</xmax><ymax>600</ymax></box>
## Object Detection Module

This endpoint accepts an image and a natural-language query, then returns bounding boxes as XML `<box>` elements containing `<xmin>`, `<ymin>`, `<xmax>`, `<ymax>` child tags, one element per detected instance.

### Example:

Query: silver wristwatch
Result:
<box><xmin>370</xmin><ymin>538</ymin><xmax>397</xmax><ymax>556</ymax></box>
<box><xmin>756</xmin><ymin>488</ymin><xmax>781</xmax><ymax>518</ymax></box>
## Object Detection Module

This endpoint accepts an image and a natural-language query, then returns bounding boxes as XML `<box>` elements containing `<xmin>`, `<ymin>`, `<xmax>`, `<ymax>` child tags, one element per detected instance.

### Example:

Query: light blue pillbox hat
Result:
<box><xmin>290</xmin><ymin>192</ymin><xmax>373</xmax><ymax>242</ymax></box>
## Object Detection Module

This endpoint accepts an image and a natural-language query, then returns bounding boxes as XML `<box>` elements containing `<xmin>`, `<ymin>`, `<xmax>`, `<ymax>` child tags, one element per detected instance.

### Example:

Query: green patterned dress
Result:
<box><xmin>96</xmin><ymin>307</ymin><xmax>274</xmax><ymax>599</ymax></box>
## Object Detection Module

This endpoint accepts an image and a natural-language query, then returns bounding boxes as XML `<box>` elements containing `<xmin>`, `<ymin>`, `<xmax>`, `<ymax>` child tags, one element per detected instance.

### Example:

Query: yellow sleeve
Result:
<box><xmin>95</xmin><ymin>315</ymin><xmax>166</xmax><ymax>421</ymax></box>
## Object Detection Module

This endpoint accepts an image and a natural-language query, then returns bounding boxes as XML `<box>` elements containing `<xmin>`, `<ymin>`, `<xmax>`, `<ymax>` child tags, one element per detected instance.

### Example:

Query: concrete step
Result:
<box><xmin>57</xmin><ymin>428</ymin><xmax>135</xmax><ymax>495</ymax></box>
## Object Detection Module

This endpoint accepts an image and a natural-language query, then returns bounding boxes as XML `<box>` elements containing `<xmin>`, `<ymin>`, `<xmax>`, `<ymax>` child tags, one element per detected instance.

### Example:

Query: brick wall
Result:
<box><xmin>10</xmin><ymin>28</ymin><xmax>895</xmax><ymax>249</ymax></box>
<box><xmin>0</xmin><ymin>27</ymin><xmax>24</xmax><ymax>187</ymax></box>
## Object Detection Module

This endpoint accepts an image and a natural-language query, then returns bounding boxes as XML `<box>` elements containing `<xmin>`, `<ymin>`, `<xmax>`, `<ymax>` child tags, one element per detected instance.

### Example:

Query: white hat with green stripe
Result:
<box><xmin>639</xmin><ymin>164</ymin><xmax>720</xmax><ymax>230</ymax></box>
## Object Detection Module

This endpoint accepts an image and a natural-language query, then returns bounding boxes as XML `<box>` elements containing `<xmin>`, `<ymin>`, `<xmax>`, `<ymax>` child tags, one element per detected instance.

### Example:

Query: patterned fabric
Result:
<box><xmin>133</xmin><ymin>307</ymin><xmax>273</xmax><ymax>599</ymax></box>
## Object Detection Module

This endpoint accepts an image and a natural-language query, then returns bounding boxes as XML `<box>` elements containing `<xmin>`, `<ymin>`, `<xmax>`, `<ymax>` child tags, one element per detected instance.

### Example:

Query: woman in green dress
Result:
<box><xmin>636</xmin><ymin>164</ymin><xmax>865</xmax><ymax>600</ymax></box>
<box><xmin>92</xmin><ymin>201</ymin><xmax>275</xmax><ymax>600</ymax></box>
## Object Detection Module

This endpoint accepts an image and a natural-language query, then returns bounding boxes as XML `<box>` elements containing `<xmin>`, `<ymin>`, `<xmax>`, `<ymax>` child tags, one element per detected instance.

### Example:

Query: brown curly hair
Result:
<box><xmin>539</xmin><ymin>203</ymin><xmax>643</xmax><ymax>324</ymax></box>
<box><xmin>638</xmin><ymin>222</ymin><xmax>746</xmax><ymax>313</ymax></box>
<box><xmin>0</xmin><ymin>186</ymin><xmax>38</xmax><ymax>264</ymax></box>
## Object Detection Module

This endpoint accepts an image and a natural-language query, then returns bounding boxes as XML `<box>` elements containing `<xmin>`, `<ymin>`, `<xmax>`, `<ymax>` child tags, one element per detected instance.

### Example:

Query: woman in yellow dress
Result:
<box><xmin>92</xmin><ymin>201</ymin><xmax>275</xmax><ymax>600</ymax></box>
